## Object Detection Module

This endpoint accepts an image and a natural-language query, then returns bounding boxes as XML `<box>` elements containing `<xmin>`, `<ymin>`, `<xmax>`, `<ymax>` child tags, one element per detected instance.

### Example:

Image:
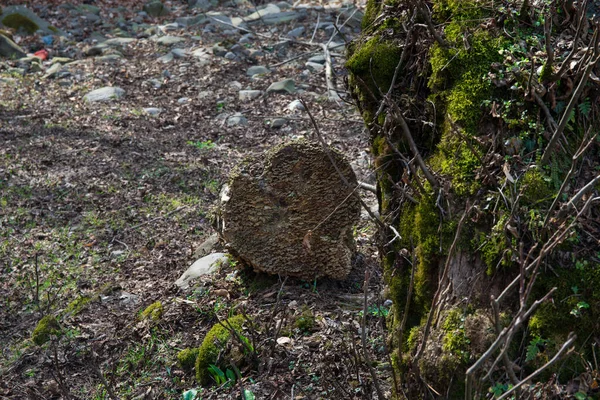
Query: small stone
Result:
<box><xmin>212</xmin><ymin>44</ymin><xmax>227</xmax><ymax>56</ymax></box>
<box><xmin>160</xmin><ymin>23</ymin><xmax>179</xmax><ymax>32</ymax></box>
<box><xmin>246</xmin><ymin>65</ymin><xmax>269</xmax><ymax>76</ymax></box>
<box><xmin>43</xmin><ymin>63</ymin><xmax>62</xmax><ymax>79</ymax></box>
<box><xmin>171</xmin><ymin>48</ymin><xmax>188</xmax><ymax>58</ymax></box>
<box><xmin>149</xmin><ymin>78</ymin><xmax>162</xmax><ymax>89</ymax></box>
<box><xmin>239</xmin><ymin>90</ymin><xmax>263</xmax><ymax>101</ymax></box>
<box><xmin>239</xmin><ymin>33</ymin><xmax>254</xmax><ymax>44</ymax></box>
<box><xmin>84</xmin><ymin>44</ymin><xmax>108</xmax><ymax>56</ymax></box>
<box><xmin>308</xmin><ymin>54</ymin><xmax>325</xmax><ymax>64</ymax></box>
<box><xmin>153</xmin><ymin>35</ymin><xmax>184</xmax><ymax>45</ymax></box>
<box><xmin>229</xmin><ymin>81</ymin><xmax>243</xmax><ymax>90</ymax></box>
<box><xmin>224</xmin><ymin>52</ymin><xmax>237</xmax><ymax>60</ymax></box>
<box><xmin>95</xmin><ymin>54</ymin><xmax>123</xmax><ymax>62</ymax></box>
<box><xmin>270</xmin><ymin>118</ymin><xmax>287</xmax><ymax>128</ymax></box>
<box><xmin>267</xmin><ymin>78</ymin><xmax>296</xmax><ymax>94</ymax></box>
<box><xmin>193</xmin><ymin>233</ymin><xmax>220</xmax><ymax>258</ymax></box>
<box><xmin>175</xmin><ymin>252</ymin><xmax>228</xmax><ymax>289</ymax></box>
<box><xmin>178</xmin><ymin>97</ymin><xmax>190</xmax><ymax>104</ymax></box>
<box><xmin>305</xmin><ymin>62</ymin><xmax>324</xmax><ymax>72</ymax></box>
<box><xmin>158</xmin><ymin>52</ymin><xmax>174</xmax><ymax>63</ymax></box>
<box><xmin>83</xmin><ymin>86</ymin><xmax>125</xmax><ymax>102</ymax></box>
<box><xmin>287</xmin><ymin>26</ymin><xmax>305</xmax><ymax>38</ymax></box>
<box><xmin>287</xmin><ymin>99</ymin><xmax>305</xmax><ymax>112</ymax></box>
<box><xmin>197</xmin><ymin>90</ymin><xmax>211</xmax><ymax>99</ymax></box>
<box><xmin>144</xmin><ymin>107</ymin><xmax>162</xmax><ymax>116</ymax></box>
<box><xmin>226</xmin><ymin>113</ymin><xmax>248</xmax><ymax>126</ymax></box>
<box><xmin>104</xmin><ymin>37</ymin><xmax>136</xmax><ymax>46</ymax></box>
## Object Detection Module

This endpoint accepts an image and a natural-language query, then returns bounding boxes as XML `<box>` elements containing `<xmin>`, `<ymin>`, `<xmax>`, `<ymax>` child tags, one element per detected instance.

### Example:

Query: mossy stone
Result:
<box><xmin>177</xmin><ymin>348</ymin><xmax>199</xmax><ymax>372</ymax></box>
<box><xmin>31</xmin><ymin>315</ymin><xmax>62</xmax><ymax>346</ymax></box>
<box><xmin>195</xmin><ymin>315</ymin><xmax>245</xmax><ymax>385</ymax></box>
<box><xmin>1</xmin><ymin>13</ymin><xmax>39</xmax><ymax>35</ymax></box>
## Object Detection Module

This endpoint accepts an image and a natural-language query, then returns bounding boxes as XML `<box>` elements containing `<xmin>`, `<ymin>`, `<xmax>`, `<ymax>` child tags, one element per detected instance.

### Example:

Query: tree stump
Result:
<box><xmin>220</xmin><ymin>141</ymin><xmax>361</xmax><ymax>280</ymax></box>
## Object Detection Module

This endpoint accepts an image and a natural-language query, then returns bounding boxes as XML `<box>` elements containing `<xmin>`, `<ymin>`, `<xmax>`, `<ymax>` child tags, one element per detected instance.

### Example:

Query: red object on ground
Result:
<box><xmin>34</xmin><ymin>49</ymin><xmax>49</xmax><ymax>60</ymax></box>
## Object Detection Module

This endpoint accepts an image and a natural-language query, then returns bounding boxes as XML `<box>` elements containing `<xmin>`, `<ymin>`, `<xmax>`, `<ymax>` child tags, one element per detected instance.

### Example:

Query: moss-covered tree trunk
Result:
<box><xmin>348</xmin><ymin>1</ymin><xmax>600</xmax><ymax>398</ymax></box>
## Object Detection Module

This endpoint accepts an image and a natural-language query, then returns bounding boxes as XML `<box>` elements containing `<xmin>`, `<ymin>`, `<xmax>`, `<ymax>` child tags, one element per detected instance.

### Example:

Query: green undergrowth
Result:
<box><xmin>195</xmin><ymin>314</ymin><xmax>247</xmax><ymax>385</ymax></box>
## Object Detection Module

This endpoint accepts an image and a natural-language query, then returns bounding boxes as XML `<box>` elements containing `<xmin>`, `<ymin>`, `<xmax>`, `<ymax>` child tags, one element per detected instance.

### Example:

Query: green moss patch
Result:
<box><xmin>195</xmin><ymin>314</ymin><xmax>246</xmax><ymax>385</ymax></box>
<box><xmin>1</xmin><ymin>14</ymin><xmax>39</xmax><ymax>35</ymax></box>
<box><xmin>140</xmin><ymin>301</ymin><xmax>163</xmax><ymax>321</ymax></box>
<box><xmin>346</xmin><ymin>36</ymin><xmax>401</xmax><ymax>96</ymax></box>
<box><xmin>31</xmin><ymin>315</ymin><xmax>62</xmax><ymax>346</ymax></box>
<box><xmin>177</xmin><ymin>348</ymin><xmax>199</xmax><ymax>372</ymax></box>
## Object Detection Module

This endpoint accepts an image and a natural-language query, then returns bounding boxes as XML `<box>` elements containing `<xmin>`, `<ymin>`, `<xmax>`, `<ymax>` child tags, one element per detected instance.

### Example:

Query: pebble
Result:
<box><xmin>239</xmin><ymin>90</ymin><xmax>263</xmax><ymax>101</ymax></box>
<box><xmin>171</xmin><ymin>48</ymin><xmax>188</xmax><ymax>58</ymax></box>
<box><xmin>226</xmin><ymin>113</ymin><xmax>248</xmax><ymax>126</ymax></box>
<box><xmin>287</xmin><ymin>99</ymin><xmax>305</xmax><ymax>112</ymax></box>
<box><xmin>83</xmin><ymin>86</ymin><xmax>125</xmax><ymax>102</ymax></box>
<box><xmin>270</xmin><ymin>118</ymin><xmax>287</xmax><ymax>128</ymax></box>
<box><xmin>267</xmin><ymin>78</ymin><xmax>296</xmax><ymax>94</ymax></box>
<box><xmin>178</xmin><ymin>97</ymin><xmax>190</xmax><ymax>104</ymax></box>
<box><xmin>246</xmin><ymin>65</ymin><xmax>269</xmax><ymax>76</ymax></box>
<box><xmin>144</xmin><ymin>107</ymin><xmax>162</xmax><ymax>116</ymax></box>
<box><xmin>287</xmin><ymin>26</ymin><xmax>305</xmax><ymax>38</ymax></box>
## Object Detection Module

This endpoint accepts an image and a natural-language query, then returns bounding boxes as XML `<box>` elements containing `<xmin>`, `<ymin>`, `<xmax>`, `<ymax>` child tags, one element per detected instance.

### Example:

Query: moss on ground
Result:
<box><xmin>177</xmin><ymin>348</ymin><xmax>199</xmax><ymax>372</ymax></box>
<box><xmin>140</xmin><ymin>301</ymin><xmax>163</xmax><ymax>322</ymax></box>
<box><xmin>31</xmin><ymin>315</ymin><xmax>62</xmax><ymax>346</ymax></box>
<box><xmin>195</xmin><ymin>314</ymin><xmax>245</xmax><ymax>385</ymax></box>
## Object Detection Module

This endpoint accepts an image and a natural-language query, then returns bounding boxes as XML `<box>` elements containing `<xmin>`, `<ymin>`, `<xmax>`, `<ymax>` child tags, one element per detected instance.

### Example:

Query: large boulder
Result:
<box><xmin>220</xmin><ymin>141</ymin><xmax>361</xmax><ymax>280</ymax></box>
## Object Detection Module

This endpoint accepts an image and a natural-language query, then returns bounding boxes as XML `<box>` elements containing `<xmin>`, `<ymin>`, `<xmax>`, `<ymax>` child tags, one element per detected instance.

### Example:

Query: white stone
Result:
<box><xmin>175</xmin><ymin>252</ymin><xmax>228</xmax><ymax>289</ymax></box>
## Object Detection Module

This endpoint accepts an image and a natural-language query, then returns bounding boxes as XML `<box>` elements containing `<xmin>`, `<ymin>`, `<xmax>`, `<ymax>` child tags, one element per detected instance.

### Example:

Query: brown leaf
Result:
<box><xmin>302</xmin><ymin>230</ymin><xmax>312</xmax><ymax>254</ymax></box>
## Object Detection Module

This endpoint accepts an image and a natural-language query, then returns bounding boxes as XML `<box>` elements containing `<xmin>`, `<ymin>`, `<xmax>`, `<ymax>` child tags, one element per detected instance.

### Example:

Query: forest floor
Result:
<box><xmin>0</xmin><ymin>0</ymin><xmax>394</xmax><ymax>399</ymax></box>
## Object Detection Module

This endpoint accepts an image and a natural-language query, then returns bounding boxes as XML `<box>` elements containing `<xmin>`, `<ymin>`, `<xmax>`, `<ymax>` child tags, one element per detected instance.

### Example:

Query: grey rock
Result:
<box><xmin>76</xmin><ymin>4</ymin><xmax>101</xmax><ymax>15</ymax></box>
<box><xmin>197</xmin><ymin>90</ymin><xmax>211</xmax><ymax>99</ymax></box>
<box><xmin>287</xmin><ymin>26</ymin><xmax>305</xmax><ymax>38</ymax></box>
<box><xmin>161</xmin><ymin>22</ymin><xmax>179</xmax><ymax>32</ymax></box>
<box><xmin>229</xmin><ymin>44</ymin><xmax>247</xmax><ymax>55</ymax></box>
<box><xmin>153</xmin><ymin>35</ymin><xmax>184</xmax><ymax>45</ymax></box>
<box><xmin>212</xmin><ymin>44</ymin><xmax>227</xmax><ymax>57</ymax></box>
<box><xmin>224</xmin><ymin>52</ymin><xmax>237</xmax><ymax>60</ymax></box>
<box><xmin>206</xmin><ymin>12</ymin><xmax>232</xmax><ymax>29</ymax></box>
<box><xmin>267</xmin><ymin>78</ymin><xmax>296</xmax><ymax>94</ymax></box>
<box><xmin>43</xmin><ymin>63</ymin><xmax>62</xmax><ymax>79</ymax></box>
<box><xmin>144</xmin><ymin>107</ymin><xmax>162</xmax><ymax>116</ymax></box>
<box><xmin>259</xmin><ymin>11</ymin><xmax>304</xmax><ymax>25</ymax></box>
<box><xmin>84</xmin><ymin>44</ymin><xmax>108</xmax><ymax>56</ymax></box>
<box><xmin>176</xmin><ymin>15</ymin><xmax>207</xmax><ymax>27</ymax></box>
<box><xmin>175</xmin><ymin>252</ymin><xmax>228</xmax><ymax>289</ymax></box>
<box><xmin>239</xmin><ymin>90</ymin><xmax>263</xmax><ymax>101</ymax></box>
<box><xmin>308</xmin><ymin>54</ymin><xmax>326</xmax><ymax>64</ymax></box>
<box><xmin>276</xmin><ymin>1</ymin><xmax>293</xmax><ymax>9</ymax></box>
<box><xmin>83</xmin><ymin>86</ymin><xmax>125</xmax><ymax>102</ymax></box>
<box><xmin>270</xmin><ymin>118</ymin><xmax>287</xmax><ymax>128</ymax></box>
<box><xmin>104</xmin><ymin>37</ymin><xmax>136</xmax><ymax>46</ymax></box>
<box><xmin>226</xmin><ymin>113</ymin><xmax>248</xmax><ymax>126</ymax></box>
<box><xmin>239</xmin><ymin>33</ymin><xmax>254</xmax><ymax>44</ymax></box>
<box><xmin>248</xmin><ymin>49</ymin><xmax>265</xmax><ymax>59</ymax></box>
<box><xmin>244</xmin><ymin>4</ymin><xmax>281</xmax><ymax>22</ymax></box>
<box><xmin>305</xmin><ymin>61</ymin><xmax>324</xmax><ymax>72</ymax></box>
<box><xmin>143</xmin><ymin>0</ymin><xmax>170</xmax><ymax>17</ymax></box>
<box><xmin>191</xmin><ymin>48</ymin><xmax>211</xmax><ymax>65</ymax></box>
<box><xmin>171</xmin><ymin>48</ymin><xmax>188</xmax><ymax>58</ymax></box>
<box><xmin>178</xmin><ymin>97</ymin><xmax>190</xmax><ymax>104</ymax></box>
<box><xmin>95</xmin><ymin>54</ymin><xmax>123</xmax><ymax>62</ymax></box>
<box><xmin>193</xmin><ymin>233</ymin><xmax>220</xmax><ymax>258</ymax></box>
<box><xmin>229</xmin><ymin>81</ymin><xmax>243</xmax><ymax>90</ymax></box>
<box><xmin>246</xmin><ymin>65</ymin><xmax>270</xmax><ymax>76</ymax></box>
<box><xmin>0</xmin><ymin>34</ymin><xmax>26</xmax><ymax>59</ymax></box>
<box><xmin>149</xmin><ymin>78</ymin><xmax>162</xmax><ymax>89</ymax></box>
<box><xmin>51</xmin><ymin>57</ymin><xmax>73</xmax><ymax>65</ymax></box>
<box><xmin>158</xmin><ymin>52</ymin><xmax>174</xmax><ymax>63</ymax></box>
<box><xmin>287</xmin><ymin>99</ymin><xmax>305</xmax><ymax>112</ymax></box>
<box><xmin>189</xmin><ymin>0</ymin><xmax>218</xmax><ymax>11</ymax></box>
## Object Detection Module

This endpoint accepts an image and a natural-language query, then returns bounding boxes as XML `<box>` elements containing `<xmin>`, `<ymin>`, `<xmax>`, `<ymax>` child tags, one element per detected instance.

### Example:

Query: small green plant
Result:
<box><xmin>187</xmin><ymin>140</ymin><xmax>216</xmax><ymax>151</ymax></box>
<box><xmin>207</xmin><ymin>364</ymin><xmax>238</xmax><ymax>387</ymax></box>
<box><xmin>570</xmin><ymin>301</ymin><xmax>590</xmax><ymax>318</ymax></box>
<box><xmin>525</xmin><ymin>336</ymin><xmax>548</xmax><ymax>362</ymax></box>
<box><xmin>359</xmin><ymin>304</ymin><xmax>390</xmax><ymax>318</ymax></box>
<box><xmin>182</xmin><ymin>388</ymin><xmax>199</xmax><ymax>400</ymax></box>
<box><xmin>489</xmin><ymin>382</ymin><xmax>511</xmax><ymax>398</ymax></box>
